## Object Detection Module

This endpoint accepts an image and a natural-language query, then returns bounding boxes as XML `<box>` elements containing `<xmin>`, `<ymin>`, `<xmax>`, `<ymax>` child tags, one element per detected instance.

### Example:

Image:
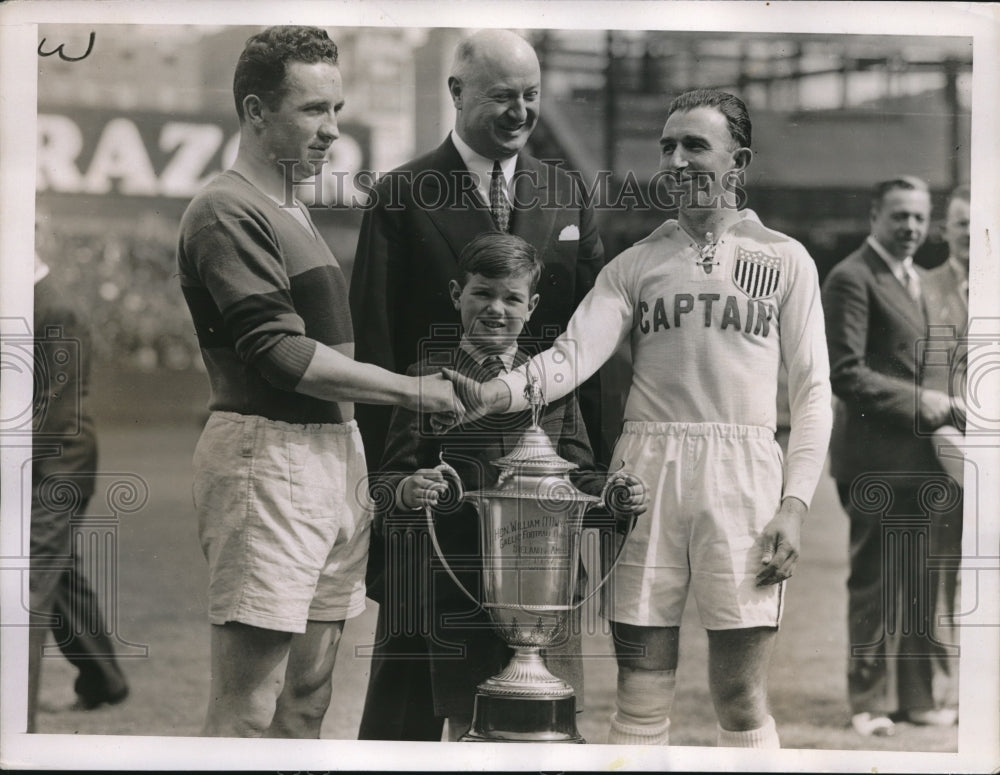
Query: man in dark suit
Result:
<box><xmin>822</xmin><ymin>176</ymin><xmax>962</xmax><ymax>738</ymax></box>
<box><xmin>349</xmin><ymin>29</ymin><xmax>606</xmax><ymax>740</ymax></box>
<box><xmin>28</xmin><ymin>253</ymin><xmax>129</xmax><ymax>732</ymax></box>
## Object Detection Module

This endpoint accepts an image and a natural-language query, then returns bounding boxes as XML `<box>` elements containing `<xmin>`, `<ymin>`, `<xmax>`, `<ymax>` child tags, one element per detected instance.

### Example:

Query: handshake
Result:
<box><xmin>417</xmin><ymin>368</ymin><xmax>513</xmax><ymax>433</ymax></box>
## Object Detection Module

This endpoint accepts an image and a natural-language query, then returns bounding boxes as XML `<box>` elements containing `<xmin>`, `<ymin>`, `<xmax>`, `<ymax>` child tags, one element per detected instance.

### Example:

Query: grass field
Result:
<box><xmin>32</xmin><ymin>420</ymin><xmax>959</xmax><ymax>755</ymax></box>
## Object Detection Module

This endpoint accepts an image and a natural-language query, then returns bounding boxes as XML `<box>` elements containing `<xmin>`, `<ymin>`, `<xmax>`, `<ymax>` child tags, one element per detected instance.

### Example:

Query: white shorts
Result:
<box><xmin>601</xmin><ymin>421</ymin><xmax>785</xmax><ymax>630</ymax></box>
<box><xmin>192</xmin><ymin>411</ymin><xmax>373</xmax><ymax>633</ymax></box>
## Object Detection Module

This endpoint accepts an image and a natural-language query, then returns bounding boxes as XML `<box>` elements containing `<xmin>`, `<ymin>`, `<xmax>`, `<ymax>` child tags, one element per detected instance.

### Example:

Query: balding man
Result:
<box><xmin>351</xmin><ymin>29</ymin><xmax>606</xmax><ymax>741</ymax></box>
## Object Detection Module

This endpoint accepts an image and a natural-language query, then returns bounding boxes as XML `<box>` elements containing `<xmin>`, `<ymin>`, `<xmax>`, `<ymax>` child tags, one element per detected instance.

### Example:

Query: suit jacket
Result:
<box><xmin>349</xmin><ymin>136</ymin><xmax>607</xmax><ymax>470</ymax></box>
<box><xmin>822</xmin><ymin>242</ymin><xmax>940</xmax><ymax>483</ymax></box>
<box><xmin>920</xmin><ymin>259</ymin><xmax>968</xmax><ymax>398</ymax></box>
<box><xmin>32</xmin><ymin>273</ymin><xmax>98</xmax><ymax>499</ymax></box>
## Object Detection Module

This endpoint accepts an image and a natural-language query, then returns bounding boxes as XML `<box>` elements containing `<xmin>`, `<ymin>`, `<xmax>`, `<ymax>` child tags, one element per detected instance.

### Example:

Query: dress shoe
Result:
<box><xmin>851</xmin><ymin>711</ymin><xmax>895</xmax><ymax>737</ymax></box>
<box><xmin>903</xmin><ymin>707</ymin><xmax>957</xmax><ymax>727</ymax></box>
<box><xmin>72</xmin><ymin>684</ymin><xmax>129</xmax><ymax>711</ymax></box>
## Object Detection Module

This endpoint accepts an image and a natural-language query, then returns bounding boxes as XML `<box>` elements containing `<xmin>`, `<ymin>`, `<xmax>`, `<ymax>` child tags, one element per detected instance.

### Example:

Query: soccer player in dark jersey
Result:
<box><xmin>177</xmin><ymin>26</ymin><xmax>459</xmax><ymax>738</ymax></box>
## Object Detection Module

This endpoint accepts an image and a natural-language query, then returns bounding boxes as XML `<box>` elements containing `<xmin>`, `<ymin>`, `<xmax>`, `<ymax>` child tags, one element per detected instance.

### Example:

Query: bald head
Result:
<box><xmin>451</xmin><ymin>30</ymin><xmax>539</xmax><ymax>82</ymax></box>
<box><xmin>448</xmin><ymin>30</ymin><xmax>541</xmax><ymax>160</ymax></box>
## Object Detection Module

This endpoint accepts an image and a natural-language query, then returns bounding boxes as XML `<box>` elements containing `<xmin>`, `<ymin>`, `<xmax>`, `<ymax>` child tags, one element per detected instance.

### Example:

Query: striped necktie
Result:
<box><xmin>490</xmin><ymin>161</ymin><xmax>511</xmax><ymax>233</ymax></box>
<box><xmin>481</xmin><ymin>354</ymin><xmax>506</xmax><ymax>381</ymax></box>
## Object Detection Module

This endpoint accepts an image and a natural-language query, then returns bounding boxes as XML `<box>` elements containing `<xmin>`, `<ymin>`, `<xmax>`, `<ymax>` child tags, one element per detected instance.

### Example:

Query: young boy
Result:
<box><xmin>367</xmin><ymin>231</ymin><xmax>643</xmax><ymax>741</ymax></box>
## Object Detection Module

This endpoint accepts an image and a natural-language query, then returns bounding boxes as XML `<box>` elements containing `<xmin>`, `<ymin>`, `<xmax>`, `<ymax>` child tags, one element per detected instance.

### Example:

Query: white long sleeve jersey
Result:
<box><xmin>501</xmin><ymin>210</ymin><xmax>833</xmax><ymax>506</ymax></box>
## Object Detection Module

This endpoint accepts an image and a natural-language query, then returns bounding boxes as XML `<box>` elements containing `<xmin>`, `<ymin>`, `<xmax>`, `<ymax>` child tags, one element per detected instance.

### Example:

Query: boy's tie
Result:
<box><xmin>482</xmin><ymin>354</ymin><xmax>506</xmax><ymax>380</ymax></box>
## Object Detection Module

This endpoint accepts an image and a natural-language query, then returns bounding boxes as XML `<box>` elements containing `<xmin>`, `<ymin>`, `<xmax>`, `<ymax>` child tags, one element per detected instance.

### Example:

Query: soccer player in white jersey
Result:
<box><xmin>436</xmin><ymin>89</ymin><xmax>832</xmax><ymax>748</ymax></box>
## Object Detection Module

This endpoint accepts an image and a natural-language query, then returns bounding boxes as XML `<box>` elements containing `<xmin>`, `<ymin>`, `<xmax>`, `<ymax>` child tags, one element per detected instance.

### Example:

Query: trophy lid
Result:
<box><xmin>493</xmin><ymin>422</ymin><xmax>578</xmax><ymax>476</ymax></box>
<box><xmin>491</xmin><ymin>373</ymin><xmax>578</xmax><ymax>476</ymax></box>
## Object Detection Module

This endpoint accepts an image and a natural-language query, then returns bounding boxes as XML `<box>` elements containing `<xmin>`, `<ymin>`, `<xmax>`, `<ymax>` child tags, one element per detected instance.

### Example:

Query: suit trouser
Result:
<box><xmin>30</xmin><ymin>493</ymin><xmax>128</xmax><ymax>705</ymax></box>
<box><xmin>50</xmin><ymin>563</ymin><xmax>128</xmax><ymax>702</ymax></box>
<box><xmin>358</xmin><ymin>530</ymin><xmax>445</xmax><ymax>741</ymax></box>
<box><xmin>357</xmin><ymin>614</ymin><xmax>445</xmax><ymax>740</ymax></box>
<box><xmin>837</xmin><ymin>481</ymin><xmax>961</xmax><ymax>715</ymax></box>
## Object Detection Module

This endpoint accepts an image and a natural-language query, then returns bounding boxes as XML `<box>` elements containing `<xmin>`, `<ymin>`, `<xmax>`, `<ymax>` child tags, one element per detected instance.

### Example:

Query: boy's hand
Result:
<box><xmin>604</xmin><ymin>472</ymin><xmax>648</xmax><ymax>518</ymax></box>
<box><xmin>430</xmin><ymin>369</ymin><xmax>511</xmax><ymax>433</ymax></box>
<box><xmin>400</xmin><ymin>469</ymin><xmax>449</xmax><ymax>510</ymax></box>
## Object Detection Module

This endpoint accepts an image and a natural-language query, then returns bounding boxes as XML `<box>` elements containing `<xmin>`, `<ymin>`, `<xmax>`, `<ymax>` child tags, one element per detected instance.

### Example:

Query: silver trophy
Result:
<box><xmin>426</xmin><ymin>375</ymin><xmax>636</xmax><ymax>742</ymax></box>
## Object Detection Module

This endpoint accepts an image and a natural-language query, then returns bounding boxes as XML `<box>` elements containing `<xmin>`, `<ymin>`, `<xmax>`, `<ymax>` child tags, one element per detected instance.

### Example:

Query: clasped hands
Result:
<box><xmin>427</xmin><ymin>368</ymin><xmax>509</xmax><ymax>433</ymax></box>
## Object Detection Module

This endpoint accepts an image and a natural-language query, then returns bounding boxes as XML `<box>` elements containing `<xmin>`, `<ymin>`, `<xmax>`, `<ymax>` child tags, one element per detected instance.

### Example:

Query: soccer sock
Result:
<box><xmin>716</xmin><ymin>714</ymin><xmax>780</xmax><ymax>748</ymax></box>
<box><xmin>606</xmin><ymin>667</ymin><xmax>675</xmax><ymax>745</ymax></box>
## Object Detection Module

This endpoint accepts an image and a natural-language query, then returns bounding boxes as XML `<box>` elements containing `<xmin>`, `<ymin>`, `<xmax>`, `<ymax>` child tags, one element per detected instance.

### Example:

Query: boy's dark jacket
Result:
<box><xmin>368</xmin><ymin>344</ymin><xmax>604</xmax><ymax>715</ymax></box>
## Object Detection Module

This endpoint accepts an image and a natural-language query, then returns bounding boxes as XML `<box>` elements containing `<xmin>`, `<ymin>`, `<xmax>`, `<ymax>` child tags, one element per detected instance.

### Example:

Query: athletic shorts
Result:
<box><xmin>601</xmin><ymin>421</ymin><xmax>785</xmax><ymax>630</ymax></box>
<box><xmin>192</xmin><ymin>411</ymin><xmax>372</xmax><ymax>633</ymax></box>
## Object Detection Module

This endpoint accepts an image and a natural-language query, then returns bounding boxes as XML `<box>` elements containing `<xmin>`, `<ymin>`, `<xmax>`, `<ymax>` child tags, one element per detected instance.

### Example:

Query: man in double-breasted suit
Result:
<box><xmin>822</xmin><ymin>176</ymin><xmax>961</xmax><ymax>738</ymax></box>
<box><xmin>349</xmin><ymin>29</ymin><xmax>606</xmax><ymax>740</ymax></box>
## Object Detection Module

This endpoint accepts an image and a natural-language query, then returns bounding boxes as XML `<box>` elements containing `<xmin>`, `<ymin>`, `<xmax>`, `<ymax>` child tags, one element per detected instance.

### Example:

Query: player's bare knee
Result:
<box><xmin>208</xmin><ymin>690</ymin><xmax>280</xmax><ymax>737</ymax></box>
<box><xmin>284</xmin><ymin>670</ymin><xmax>334</xmax><ymax>719</ymax></box>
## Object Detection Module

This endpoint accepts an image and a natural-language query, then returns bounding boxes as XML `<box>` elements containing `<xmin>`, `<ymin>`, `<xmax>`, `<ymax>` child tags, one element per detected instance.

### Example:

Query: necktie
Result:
<box><xmin>481</xmin><ymin>355</ymin><xmax>506</xmax><ymax>381</ymax></box>
<box><xmin>490</xmin><ymin>161</ymin><xmax>511</xmax><ymax>233</ymax></box>
<box><xmin>902</xmin><ymin>266</ymin><xmax>921</xmax><ymax>302</ymax></box>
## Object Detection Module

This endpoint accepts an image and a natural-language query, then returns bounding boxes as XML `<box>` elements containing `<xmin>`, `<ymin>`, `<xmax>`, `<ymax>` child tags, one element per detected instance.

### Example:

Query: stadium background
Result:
<box><xmin>32</xmin><ymin>24</ymin><xmax>969</xmax><ymax>750</ymax></box>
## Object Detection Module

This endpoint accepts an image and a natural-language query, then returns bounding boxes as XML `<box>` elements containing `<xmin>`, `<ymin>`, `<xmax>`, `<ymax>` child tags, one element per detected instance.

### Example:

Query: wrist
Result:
<box><xmin>780</xmin><ymin>495</ymin><xmax>808</xmax><ymax>518</ymax></box>
<box><xmin>487</xmin><ymin>379</ymin><xmax>512</xmax><ymax>412</ymax></box>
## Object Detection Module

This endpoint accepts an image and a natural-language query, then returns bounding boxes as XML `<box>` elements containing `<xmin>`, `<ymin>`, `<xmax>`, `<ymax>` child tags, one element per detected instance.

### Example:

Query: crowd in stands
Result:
<box><xmin>40</xmin><ymin>215</ymin><xmax>202</xmax><ymax>372</ymax></box>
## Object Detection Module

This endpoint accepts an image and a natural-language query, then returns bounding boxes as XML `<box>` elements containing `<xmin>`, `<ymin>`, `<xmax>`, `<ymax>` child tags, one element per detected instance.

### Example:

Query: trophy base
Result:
<box><xmin>459</xmin><ymin>693</ymin><xmax>584</xmax><ymax>743</ymax></box>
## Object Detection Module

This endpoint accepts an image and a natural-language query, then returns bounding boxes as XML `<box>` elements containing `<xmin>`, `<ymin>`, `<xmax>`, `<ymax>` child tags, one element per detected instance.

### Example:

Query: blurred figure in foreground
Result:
<box><xmin>29</xmin><ymin>248</ymin><xmax>128</xmax><ymax>732</ymax></box>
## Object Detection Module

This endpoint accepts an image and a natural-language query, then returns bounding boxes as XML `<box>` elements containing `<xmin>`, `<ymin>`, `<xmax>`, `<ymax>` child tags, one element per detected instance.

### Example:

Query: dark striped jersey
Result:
<box><xmin>177</xmin><ymin>170</ymin><xmax>353</xmax><ymax>423</ymax></box>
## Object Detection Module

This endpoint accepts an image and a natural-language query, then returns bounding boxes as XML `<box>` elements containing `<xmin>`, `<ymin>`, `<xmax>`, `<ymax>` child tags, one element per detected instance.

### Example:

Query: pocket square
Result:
<box><xmin>558</xmin><ymin>224</ymin><xmax>580</xmax><ymax>241</ymax></box>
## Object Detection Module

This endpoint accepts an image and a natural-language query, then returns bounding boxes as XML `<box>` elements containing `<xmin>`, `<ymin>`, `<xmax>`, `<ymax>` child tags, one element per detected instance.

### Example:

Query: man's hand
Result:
<box><xmin>919</xmin><ymin>388</ymin><xmax>953</xmax><ymax>430</ymax></box>
<box><xmin>604</xmin><ymin>472</ymin><xmax>648</xmax><ymax>519</ymax></box>
<box><xmin>400</xmin><ymin>469</ymin><xmax>449</xmax><ymax>510</ymax></box>
<box><xmin>430</xmin><ymin>368</ymin><xmax>511</xmax><ymax>433</ymax></box>
<box><xmin>755</xmin><ymin>496</ymin><xmax>806</xmax><ymax>587</ymax></box>
<box><xmin>414</xmin><ymin>372</ymin><xmax>466</xmax><ymax>417</ymax></box>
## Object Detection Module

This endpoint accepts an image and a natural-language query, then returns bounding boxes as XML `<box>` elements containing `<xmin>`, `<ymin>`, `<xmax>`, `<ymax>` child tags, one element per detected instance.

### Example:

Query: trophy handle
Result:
<box><xmin>423</xmin><ymin>456</ymin><xmax>481</xmax><ymax>607</ymax></box>
<box><xmin>572</xmin><ymin>470</ymin><xmax>639</xmax><ymax>610</ymax></box>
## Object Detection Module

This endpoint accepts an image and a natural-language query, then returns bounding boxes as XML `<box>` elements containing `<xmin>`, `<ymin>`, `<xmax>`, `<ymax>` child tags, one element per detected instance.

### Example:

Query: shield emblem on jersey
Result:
<box><xmin>733</xmin><ymin>246</ymin><xmax>781</xmax><ymax>300</ymax></box>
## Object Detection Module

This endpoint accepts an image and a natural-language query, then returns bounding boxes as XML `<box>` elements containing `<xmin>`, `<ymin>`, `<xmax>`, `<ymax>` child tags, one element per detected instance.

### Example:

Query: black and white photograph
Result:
<box><xmin>1</xmin><ymin>1</ymin><xmax>997</xmax><ymax>771</ymax></box>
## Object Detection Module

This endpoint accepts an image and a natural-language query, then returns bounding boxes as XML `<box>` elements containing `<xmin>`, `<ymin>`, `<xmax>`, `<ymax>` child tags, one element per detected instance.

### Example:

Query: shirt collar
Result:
<box><xmin>450</xmin><ymin>130</ymin><xmax>517</xmax><ymax>195</ymax></box>
<box><xmin>459</xmin><ymin>337</ymin><xmax>517</xmax><ymax>372</ymax></box>
<box><xmin>641</xmin><ymin>208</ymin><xmax>760</xmax><ymax>248</ymax></box>
<box><xmin>867</xmin><ymin>235</ymin><xmax>913</xmax><ymax>279</ymax></box>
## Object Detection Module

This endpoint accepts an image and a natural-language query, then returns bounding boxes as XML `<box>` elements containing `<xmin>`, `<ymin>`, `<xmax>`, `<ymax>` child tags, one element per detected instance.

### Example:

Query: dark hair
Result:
<box><xmin>666</xmin><ymin>89</ymin><xmax>751</xmax><ymax>149</ymax></box>
<box><xmin>871</xmin><ymin>175</ymin><xmax>929</xmax><ymax>210</ymax></box>
<box><xmin>948</xmin><ymin>184</ymin><xmax>970</xmax><ymax>207</ymax></box>
<box><xmin>233</xmin><ymin>26</ymin><xmax>338</xmax><ymax>121</ymax></box>
<box><xmin>456</xmin><ymin>232</ymin><xmax>543</xmax><ymax>292</ymax></box>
